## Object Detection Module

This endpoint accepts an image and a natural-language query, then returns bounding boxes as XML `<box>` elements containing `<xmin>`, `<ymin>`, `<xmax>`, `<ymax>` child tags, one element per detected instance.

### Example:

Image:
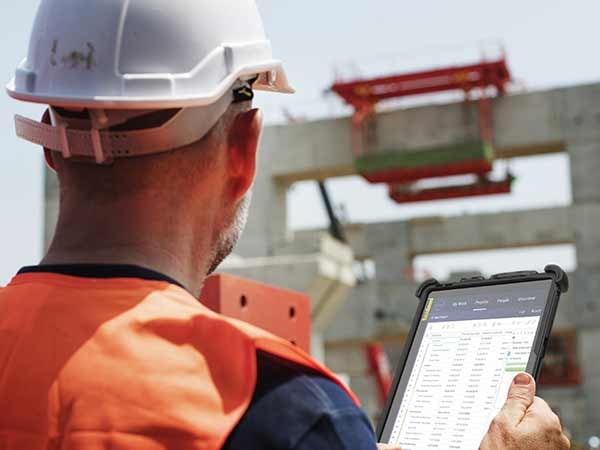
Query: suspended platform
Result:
<box><xmin>389</xmin><ymin>174</ymin><xmax>515</xmax><ymax>204</ymax></box>
<box><xmin>355</xmin><ymin>140</ymin><xmax>494</xmax><ymax>184</ymax></box>
<box><xmin>330</xmin><ymin>57</ymin><xmax>512</xmax><ymax>190</ymax></box>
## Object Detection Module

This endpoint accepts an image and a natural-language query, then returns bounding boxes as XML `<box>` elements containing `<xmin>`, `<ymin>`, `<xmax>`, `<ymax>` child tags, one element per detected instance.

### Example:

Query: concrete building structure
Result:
<box><xmin>44</xmin><ymin>82</ymin><xmax>600</xmax><ymax>443</ymax></box>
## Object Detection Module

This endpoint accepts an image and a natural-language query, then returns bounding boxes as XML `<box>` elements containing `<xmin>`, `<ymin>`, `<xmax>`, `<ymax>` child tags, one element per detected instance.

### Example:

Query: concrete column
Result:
<box><xmin>365</xmin><ymin>222</ymin><xmax>418</xmax><ymax>331</ymax></box>
<box><xmin>569</xmin><ymin>142</ymin><xmax>600</xmax><ymax>204</ymax></box>
<box><xmin>324</xmin><ymin>281</ymin><xmax>378</xmax><ymax>342</ymax></box>
<box><xmin>568</xmin><ymin>140</ymin><xmax>600</xmax><ymax>440</ymax></box>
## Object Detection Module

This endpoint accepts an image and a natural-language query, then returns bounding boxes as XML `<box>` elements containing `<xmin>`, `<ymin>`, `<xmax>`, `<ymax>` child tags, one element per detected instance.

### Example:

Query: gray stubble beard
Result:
<box><xmin>206</xmin><ymin>191</ymin><xmax>252</xmax><ymax>276</ymax></box>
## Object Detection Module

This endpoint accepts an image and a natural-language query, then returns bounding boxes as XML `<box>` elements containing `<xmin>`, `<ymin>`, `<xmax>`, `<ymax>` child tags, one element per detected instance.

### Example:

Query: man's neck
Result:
<box><xmin>42</xmin><ymin>195</ymin><xmax>219</xmax><ymax>297</ymax></box>
<box><xmin>42</xmin><ymin>246</ymin><xmax>205</xmax><ymax>294</ymax></box>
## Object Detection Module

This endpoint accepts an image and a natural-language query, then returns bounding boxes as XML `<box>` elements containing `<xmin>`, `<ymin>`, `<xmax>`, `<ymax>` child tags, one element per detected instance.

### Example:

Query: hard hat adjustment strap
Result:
<box><xmin>57</xmin><ymin>123</ymin><xmax>72</xmax><ymax>159</ymax></box>
<box><xmin>90</xmin><ymin>128</ymin><xmax>110</xmax><ymax>164</ymax></box>
<box><xmin>89</xmin><ymin>109</ymin><xmax>113</xmax><ymax>164</ymax></box>
<box><xmin>14</xmin><ymin>92</ymin><xmax>233</xmax><ymax>163</ymax></box>
<box><xmin>48</xmin><ymin>107</ymin><xmax>73</xmax><ymax>160</ymax></box>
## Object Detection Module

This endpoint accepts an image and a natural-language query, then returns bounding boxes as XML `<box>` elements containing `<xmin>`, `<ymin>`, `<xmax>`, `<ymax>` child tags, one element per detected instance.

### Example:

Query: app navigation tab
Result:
<box><xmin>427</xmin><ymin>280</ymin><xmax>551</xmax><ymax>323</ymax></box>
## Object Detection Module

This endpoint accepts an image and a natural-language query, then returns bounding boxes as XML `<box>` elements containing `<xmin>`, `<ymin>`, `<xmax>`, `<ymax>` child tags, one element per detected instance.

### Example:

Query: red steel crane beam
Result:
<box><xmin>331</xmin><ymin>58</ymin><xmax>511</xmax><ymax>160</ymax></box>
<box><xmin>331</xmin><ymin>59</ymin><xmax>511</xmax><ymax>112</ymax></box>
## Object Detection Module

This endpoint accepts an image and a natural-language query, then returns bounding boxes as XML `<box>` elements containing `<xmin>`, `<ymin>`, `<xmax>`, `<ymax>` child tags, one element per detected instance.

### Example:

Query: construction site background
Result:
<box><xmin>2</xmin><ymin>1</ymin><xmax>600</xmax><ymax>448</ymax></box>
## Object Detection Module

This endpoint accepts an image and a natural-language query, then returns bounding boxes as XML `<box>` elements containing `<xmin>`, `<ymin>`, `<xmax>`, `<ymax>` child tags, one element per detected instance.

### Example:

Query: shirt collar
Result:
<box><xmin>18</xmin><ymin>264</ymin><xmax>191</xmax><ymax>294</ymax></box>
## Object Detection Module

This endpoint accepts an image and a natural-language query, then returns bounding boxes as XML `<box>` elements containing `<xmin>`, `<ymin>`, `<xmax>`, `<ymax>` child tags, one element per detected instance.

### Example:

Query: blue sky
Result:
<box><xmin>1</xmin><ymin>1</ymin><xmax>599</xmax><ymax>284</ymax></box>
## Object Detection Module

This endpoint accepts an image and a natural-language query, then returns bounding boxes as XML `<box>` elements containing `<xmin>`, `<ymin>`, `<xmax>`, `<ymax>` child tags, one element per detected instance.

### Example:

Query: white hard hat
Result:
<box><xmin>7</xmin><ymin>0</ymin><xmax>293</xmax><ymax>164</ymax></box>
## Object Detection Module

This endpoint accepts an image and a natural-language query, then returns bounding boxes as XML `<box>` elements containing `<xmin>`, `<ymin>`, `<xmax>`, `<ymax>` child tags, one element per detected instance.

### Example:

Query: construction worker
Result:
<box><xmin>0</xmin><ymin>1</ymin><xmax>570</xmax><ymax>449</ymax></box>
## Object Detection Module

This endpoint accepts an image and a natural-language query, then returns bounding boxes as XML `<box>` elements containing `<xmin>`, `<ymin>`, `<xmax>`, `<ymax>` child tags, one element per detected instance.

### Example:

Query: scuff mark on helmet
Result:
<box><xmin>51</xmin><ymin>40</ymin><xmax>96</xmax><ymax>70</ymax></box>
<box><xmin>50</xmin><ymin>39</ymin><xmax>58</xmax><ymax>66</ymax></box>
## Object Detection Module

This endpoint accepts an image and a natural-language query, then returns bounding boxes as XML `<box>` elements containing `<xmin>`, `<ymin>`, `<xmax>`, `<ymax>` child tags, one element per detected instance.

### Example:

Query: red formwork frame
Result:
<box><xmin>389</xmin><ymin>175</ymin><xmax>514</xmax><ymax>204</ymax></box>
<box><xmin>200</xmin><ymin>274</ymin><xmax>312</xmax><ymax>354</ymax></box>
<box><xmin>363</xmin><ymin>159</ymin><xmax>494</xmax><ymax>185</ymax></box>
<box><xmin>365</xmin><ymin>343</ymin><xmax>394</xmax><ymax>407</ymax></box>
<box><xmin>330</xmin><ymin>58</ymin><xmax>512</xmax><ymax>158</ymax></box>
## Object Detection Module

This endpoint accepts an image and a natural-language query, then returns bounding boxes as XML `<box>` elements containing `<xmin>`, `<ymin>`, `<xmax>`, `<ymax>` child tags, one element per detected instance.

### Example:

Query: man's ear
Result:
<box><xmin>226</xmin><ymin>108</ymin><xmax>263</xmax><ymax>201</ymax></box>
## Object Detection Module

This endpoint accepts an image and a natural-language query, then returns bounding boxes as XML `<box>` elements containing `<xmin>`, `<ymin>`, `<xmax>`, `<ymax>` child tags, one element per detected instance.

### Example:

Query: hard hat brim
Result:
<box><xmin>7</xmin><ymin>61</ymin><xmax>294</xmax><ymax>110</ymax></box>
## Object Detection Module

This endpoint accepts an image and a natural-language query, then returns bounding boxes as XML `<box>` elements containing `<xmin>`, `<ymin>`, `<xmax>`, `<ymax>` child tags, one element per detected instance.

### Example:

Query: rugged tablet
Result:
<box><xmin>377</xmin><ymin>265</ymin><xmax>568</xmax><ymax>450</ymax></box>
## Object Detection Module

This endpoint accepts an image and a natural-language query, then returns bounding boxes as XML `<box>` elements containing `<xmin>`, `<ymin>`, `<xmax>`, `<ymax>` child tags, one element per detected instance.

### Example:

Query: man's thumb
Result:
<box><xmin>499</xmin><ymin>373</ymin><xmax>536</xmax><ymax>427</ymax></box>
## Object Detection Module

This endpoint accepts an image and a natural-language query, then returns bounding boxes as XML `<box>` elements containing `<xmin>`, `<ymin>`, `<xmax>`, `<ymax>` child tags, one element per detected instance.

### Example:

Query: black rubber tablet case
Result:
<box><xmin>376</xmin><ymin>265</ymin><xmax>569</xmax><ymax>440</ymax></box>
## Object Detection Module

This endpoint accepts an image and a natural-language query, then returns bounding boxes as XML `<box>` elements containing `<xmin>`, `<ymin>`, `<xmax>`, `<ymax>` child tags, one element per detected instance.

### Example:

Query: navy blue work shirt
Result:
<box><xmin>224</xmin><ymin>351</ymin><xmax>377</xmax><ymax>450</ymax></box>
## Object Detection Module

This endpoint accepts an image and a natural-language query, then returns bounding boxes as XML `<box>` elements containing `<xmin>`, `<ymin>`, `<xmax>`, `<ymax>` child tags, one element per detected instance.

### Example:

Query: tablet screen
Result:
<box><xmin>380</xmin><ymin>279</ymin><xmax>553</xmax><ymax>450</ymax></box>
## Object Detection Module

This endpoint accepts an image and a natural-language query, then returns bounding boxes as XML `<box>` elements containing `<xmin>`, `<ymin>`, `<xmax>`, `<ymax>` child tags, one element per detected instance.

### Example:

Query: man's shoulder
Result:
<box><xmin>224</xmin><ymin>351</ymin><xmax>377</xmax><ymax>450</ymax></box>
<box><xmin>254</xmin><ymin>350</ymin><xmax>357</xmax><ymax>411</ymax></box>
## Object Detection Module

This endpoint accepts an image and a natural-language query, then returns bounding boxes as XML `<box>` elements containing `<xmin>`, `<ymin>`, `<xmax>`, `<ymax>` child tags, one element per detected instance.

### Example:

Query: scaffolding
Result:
<box><xmin>331</xmin><ymin>57</ymin><xmax>514</xmax><ymax>203</ymax></box>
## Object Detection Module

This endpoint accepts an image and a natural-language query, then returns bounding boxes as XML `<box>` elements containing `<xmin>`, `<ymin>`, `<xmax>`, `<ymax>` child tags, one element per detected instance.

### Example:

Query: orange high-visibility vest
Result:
<box><xmin>0</xmin><ymin>273</ymin><xmax>359</xmax><ymax>450</ymax></box>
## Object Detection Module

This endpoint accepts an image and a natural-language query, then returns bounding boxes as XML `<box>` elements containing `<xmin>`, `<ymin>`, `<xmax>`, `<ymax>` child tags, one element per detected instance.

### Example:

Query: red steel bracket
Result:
<box><xmin>200</xmin><ymin>274</ymin><xmax>311</xmax><ymax>354</ymax></box>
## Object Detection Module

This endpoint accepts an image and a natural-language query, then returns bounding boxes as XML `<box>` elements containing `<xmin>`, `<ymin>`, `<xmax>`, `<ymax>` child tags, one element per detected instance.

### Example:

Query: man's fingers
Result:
<box><xmin>483</xmin><ymin>377</ymin><xmax>569</xmax><ymax>450</ymax></box>
<box><xmin>496</xmin><ymin>373</ymin><xmax>536</xmax><ymax>427</ymax></box>
<box><xmin>526</xmin><ymin>397</ymin><xmax>561</xmax><ymax>428</ymax></box>
<box><xmin>527</xmin><ymin>396</ymin><xmax>555</xmax><ymax>417</ymax></box>
<box><xmin>377</xmin><ymin>444</ymin><xmax>402</xmax><ymax>450</ymax></box>
<box><xmin>525</xmin><ymin>397</ymin><xmax>569</xmax><ymax>444</ymax></box>
<box><xmin>560</xmin><ymin>433</ymin><xmax>572</xmax><ymax>450</ymax></box>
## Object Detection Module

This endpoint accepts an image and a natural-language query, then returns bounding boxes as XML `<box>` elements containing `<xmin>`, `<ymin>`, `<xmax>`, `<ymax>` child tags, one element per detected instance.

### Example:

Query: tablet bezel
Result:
<box><xmin>376</xmin><ymin>265</ymin><xmax>568</xmax><ymax>442</ymax></box>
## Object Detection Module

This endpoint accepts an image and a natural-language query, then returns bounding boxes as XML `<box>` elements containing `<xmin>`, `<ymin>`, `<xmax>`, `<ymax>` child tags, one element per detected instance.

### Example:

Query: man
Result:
<box><xmin>0</xmin><ymin>1</ymin><xmax>570</xmax><ymax>449</ymax></box>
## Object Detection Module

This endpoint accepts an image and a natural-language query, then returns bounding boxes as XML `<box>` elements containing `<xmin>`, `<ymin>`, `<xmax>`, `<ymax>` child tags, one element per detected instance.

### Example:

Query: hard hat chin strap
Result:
<box><xmin>15</xmin><ymin>91</ymin><xmax>233</xmax><ymax>165</ymax></box>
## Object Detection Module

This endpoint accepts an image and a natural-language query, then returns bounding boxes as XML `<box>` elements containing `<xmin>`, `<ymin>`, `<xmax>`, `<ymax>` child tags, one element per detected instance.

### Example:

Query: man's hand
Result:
<box><xmin>377</xmin><ymin>444</ymin><xmax>401</xmax><ymax>450</ymax></box>
<box><xmin>480</xmin><ymin>373</ymin><xmax>570</xmax><ymax>450</ymax></box>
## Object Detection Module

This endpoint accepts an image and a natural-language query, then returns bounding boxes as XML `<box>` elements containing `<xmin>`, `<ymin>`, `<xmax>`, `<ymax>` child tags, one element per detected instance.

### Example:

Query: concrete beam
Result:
<box><xmin>324</xmin><ymin>274</ymin><xmax>576</xmax><ymax>343</ymax></box>
<box><xmin>406</xmin><ymin>206</ymin><xmax>574</xmax><ymax>256</ymax></box>
<box><xmin>279</xmin><ymin>207</ymin><xmax>574</xmax><ymax>260</ymax></box>
<box><xmin>264</xmin><ymin>83</ymin><xmax>600</xmax><ymax>185</ymax></box>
